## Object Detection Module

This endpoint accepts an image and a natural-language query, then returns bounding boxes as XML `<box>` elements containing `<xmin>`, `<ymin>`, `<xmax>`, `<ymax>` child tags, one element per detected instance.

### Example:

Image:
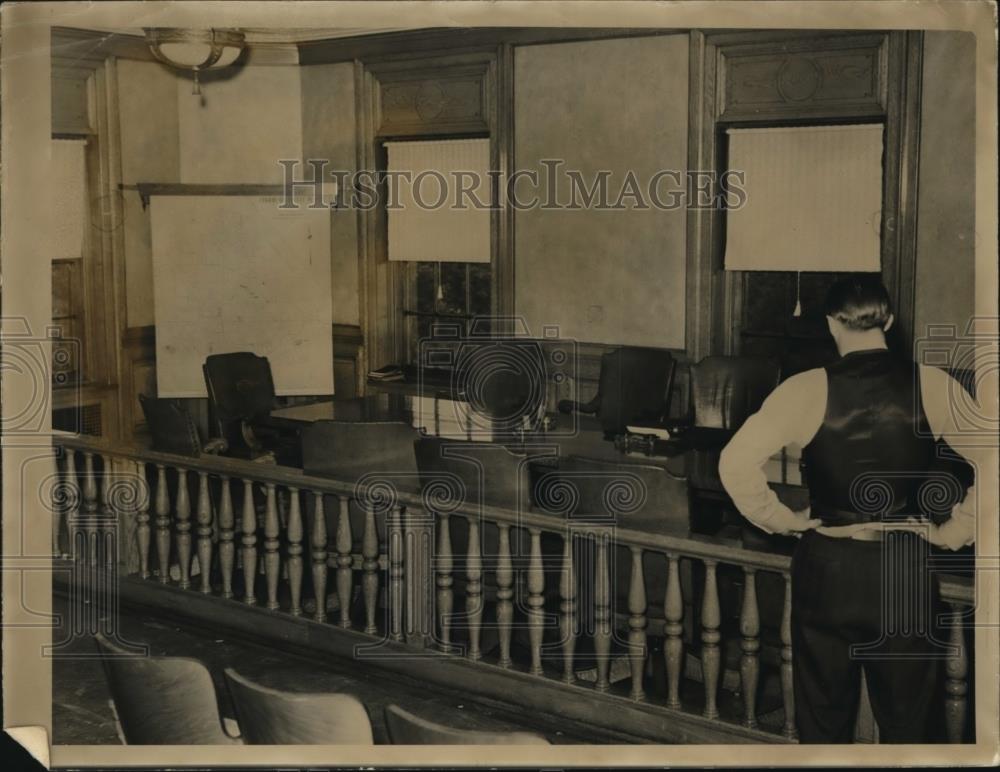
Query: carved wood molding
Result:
<box><xmin>369</xmin><ymin>56</ymin><xmax>493</xmax><ymax>136</ymax></box>
<box><xmin>716</xmin><ymin>32</ymin><xmax>888</xmax><ymax>122</ymax></box>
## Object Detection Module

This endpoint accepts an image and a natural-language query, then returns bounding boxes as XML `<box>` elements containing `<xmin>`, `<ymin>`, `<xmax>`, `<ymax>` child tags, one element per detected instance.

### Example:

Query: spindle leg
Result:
<box><xmin>241</xmin><ymin>479</ymin><xmax>257</xmax><ymax>605</ymax></box>
<box><xmin>286</xmin><ymin>488</ymin><xmax>303</xmax><ymax>616</ymax></box>
<box><xmin>135</xmin><ymin>462</ymin><xmax>150</xmax><ymax>579</ymax></box>
<box><xmin>154</xmin><ymin>465</ymin><xmax>170</xmax><ymax>583</ymax></box>
<box><xmin>62</xmin><ymin>449</ymin><xmax>80</xmax><ymax>561</ymax></box>
<box><xmin>336</xmin><ymin>496</ymin><xmax>353</xmax><ymax>628</ymax></box>
<box><xmin>740</xmin><ymin>567</ymin><xmax>760</xmax><ymax>728</ymax></box>
<box><xmin>781</xmin><ymin>571</ymin><xmax>797</xmax><ymax>739</ymax></box>
<box><xmin>700</xmin><ymin>559</ymin><xmax>721</xmax><ymax>719</ymax></box>
<box><xmin>560</xmin><ymin>531</ymin><xmax>577</xmax><ymax>684</ymax></box>
<box><xmin>496</xmin><ymin>524</ymin><xmax>514</xmax><ymax>669</ymax></box>
<box><xmin>310</xmin><ymin>492</ymin><xmax>327</xmax><ymax>622</ymax></box>
<box><xmin>82</xmin><ymin>452</ymin><xmax>97</xmax><ymax>565</ymax></box>
<box><xmin>436</xmin><ymin>513</ymin><xmax>454</xmax><ymax>651</ymax></box>
<box><xmin>466</xmin><ymin>516</ymin><xmax>483</xmax><ymax>660</ymax></box>
<box><xmin>388</xmin><ymin>506</ymin><xmax>404</xmax><ymax>641</ymax></box>
<box><xmin>945</xmin><ymin>603</ymin><xmax>969</xmax><ymax>743</ymax></box>
<box><xmin>263</xmin><ymin>483</ymin><xmax>280</xmax><ymax>610</ymax></box>
<box><xmin>594</xmin><ymin>532</ymin><xmax>611</xmax><ymax>693</ymax></box>
<box><xmin>174</xmin><ymin>469</ymin><xmax>192</xmax><ymax>589</ymax></box>
<box><xmin>362</xmin><ymin>503</ymin><xmax>379</xmax><ymax>635</ymax></box>
<box><xmin>527</xmin><ymin>528</ymin><xmax>545</xmax><ymax>676</ymax></box>
<box><xmin>628</xmin><ymin>547</ymin><xmax>647</xmax><ymax>701</ymax></box>
<box><xmin>196</xmin><ymin>472</ymin><xmax>213</xmax><ymax>594</ymax></box>
<box><xmin>218</xmin><ymin>477</ymin><xmax>235</xmax><ymax>599</ymax></box>
<box><xmin>664</xmin><ymin>554</ymin><xmax>683</xmax><ymax>709</ymax></box>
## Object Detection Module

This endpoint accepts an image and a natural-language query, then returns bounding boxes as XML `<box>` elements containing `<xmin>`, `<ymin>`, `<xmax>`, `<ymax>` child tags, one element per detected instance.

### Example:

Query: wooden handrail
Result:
<box><xmin>52</xmin><ymin>432</ymin><xmax>976</xmax><ymax>605</ymax></box>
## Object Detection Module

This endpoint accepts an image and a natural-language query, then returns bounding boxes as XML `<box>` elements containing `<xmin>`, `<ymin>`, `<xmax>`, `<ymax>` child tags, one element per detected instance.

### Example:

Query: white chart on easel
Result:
<box><xmin>150</xmin><ymin>195</ymin><xmax>334</xmax><ymax>398</ymax></box>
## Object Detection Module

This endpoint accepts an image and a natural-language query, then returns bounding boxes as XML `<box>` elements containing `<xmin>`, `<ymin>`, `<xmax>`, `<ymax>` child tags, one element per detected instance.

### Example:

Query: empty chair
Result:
<box><xmin>94</xmin><ymin>633</ymin><xmax>241</xmax><ymax>745</ymax></box>
<box><xmin>413</xmin><ymin>434</ymin><xmax>536</xmax><ymax>512</ymax></box>
<box><xmin>224</xmin><ymin>668</ymin><xmax>373</xmax><ymax>744</ymax></box>
<box><xmin>203</xmin><ymin>351</ymin><xmax>297</xmax><ymax>464</ymax></box>
<box><xmin>531</xmin><ymin>454</ymin><xmax>690</xmax><ymax>615</ymax></box>
<box><xmin>559</xmin><ymin>346</ymin><xmax>676</xmax><ymax>439</ymax></box>
<box><xmin>384</xmin><ymin>704</ymin><xmax>549</xmax><ymax>745</ymax></box>
<box><xmin>139</xmin><ymin>394</ymin><xmax>226</xmax><ymax>457</ymax></box>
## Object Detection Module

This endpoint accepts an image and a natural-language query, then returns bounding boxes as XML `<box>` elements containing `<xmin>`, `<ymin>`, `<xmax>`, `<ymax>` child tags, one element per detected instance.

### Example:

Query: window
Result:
<box><xmin>405</xmin><ymin>261</ymin><xmax>492</xmax><ymax>362</ymax></box>
<box><xmin>51</xmin><ymin>138</ymin><xmax>90</xmax><ymax>386</ymax></box>
<box><xmin>384</xmin><ymin>138</ymin><xmax>494</xmax><ymax>362</ymax></box>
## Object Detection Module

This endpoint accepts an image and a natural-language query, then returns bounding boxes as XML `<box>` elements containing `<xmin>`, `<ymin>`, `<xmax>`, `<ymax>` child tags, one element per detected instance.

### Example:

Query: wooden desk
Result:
<box><xmin>270</xmin><ymin>394</ymin><xmax>411</xmax><ymax>425</ymax></box>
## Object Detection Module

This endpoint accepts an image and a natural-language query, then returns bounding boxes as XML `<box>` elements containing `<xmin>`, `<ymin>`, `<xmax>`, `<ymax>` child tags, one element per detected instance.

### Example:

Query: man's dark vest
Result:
<box><xmin>802</xmin><ymin>349</ymin><xmax>936</xmax><ymax>526</ymax></box>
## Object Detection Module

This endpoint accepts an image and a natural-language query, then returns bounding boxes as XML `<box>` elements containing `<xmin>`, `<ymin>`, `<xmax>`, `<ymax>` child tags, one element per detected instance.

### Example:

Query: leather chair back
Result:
<box><xmin>139</xmin><ymin>394</ymin><xmax>202</xmax><ymax>456</ymax></box>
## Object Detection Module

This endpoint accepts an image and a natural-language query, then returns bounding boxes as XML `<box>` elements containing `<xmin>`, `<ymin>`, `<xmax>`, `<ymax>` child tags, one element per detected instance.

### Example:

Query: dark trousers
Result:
<box><xmin>791</xmin><ymin>530</ymin><xmax>946</xmax><ymax>743</ymax></box>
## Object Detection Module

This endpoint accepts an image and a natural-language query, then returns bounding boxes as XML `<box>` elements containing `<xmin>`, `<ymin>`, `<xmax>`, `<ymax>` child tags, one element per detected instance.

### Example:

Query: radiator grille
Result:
<box><xmin>52</xmin><ymin>403</ymin><xmax>102</xmax><ymax>436</ymax></box>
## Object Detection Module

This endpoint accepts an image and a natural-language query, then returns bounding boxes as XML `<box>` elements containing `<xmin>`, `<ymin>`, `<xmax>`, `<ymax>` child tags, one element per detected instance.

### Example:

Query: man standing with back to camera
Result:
<box><xmin>719</xmin><ymin>274</ymin><xmax>978</xmax><ymax>743</ymax></box>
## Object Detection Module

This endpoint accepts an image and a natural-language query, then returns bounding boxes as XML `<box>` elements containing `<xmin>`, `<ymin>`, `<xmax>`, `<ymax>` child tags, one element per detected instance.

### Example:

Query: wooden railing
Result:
<box><xmin>51</xmin><ymin>434</ymin><xmax>976</xmax><ymax>744</ymax></box>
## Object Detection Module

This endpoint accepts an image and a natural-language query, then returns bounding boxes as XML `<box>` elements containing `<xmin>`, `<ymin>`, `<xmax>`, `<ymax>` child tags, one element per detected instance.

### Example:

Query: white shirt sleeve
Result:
<box><xmin>919</xmin><ymin>364</ymin><xmax>984</xmax><ymax>549</ymax></box>
<box><xmin>718</xmin><ymin>368</ymin><xmax>827</xmax><ymax>534</ymax></box>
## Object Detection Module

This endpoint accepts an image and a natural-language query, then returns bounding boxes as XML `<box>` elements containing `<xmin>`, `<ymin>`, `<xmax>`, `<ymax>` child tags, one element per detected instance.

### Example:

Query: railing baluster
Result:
<box><xmin>336</xmin><ymin>496</ymin><xmax>353</xmax><ymax>628</ymax></box>
<box><xmin>781</xmin><ymin>571</ymin><xmax>797</xmax><ymax>739</ymax></box>
<box><xmin>82</xmin><ymin>452</ymin><xmax>97</xmax><ymax>566</ymax></box>
<box><xmin>628</xmin><ymin>546</ymin><xmax>647</xmax><ymax>701</ymax></box>
<box><xmin>466</xmin><ymin>516</ymin><xmax>483</xmax><ymax>661</ymax></box>
<box><xmin>263</xmin><ymin>483</ymin><xmax>280</xmax><ymax>610</ymax></box>
<box><xmin>700</xmin><ymin>559</ymin><xmax>721</xmax><ymax>719</ymax></box>
<box><xmin>527</xmin><ymin>528</ymin><xmax>545</xmax><ymax>677</ymax></box>
<box><xmin>560</xmin><ymin>530</ymin><xmax>576</xmax><ymax>684</ymax></box>
<box><xmin>944</xmin><ymin>602</ymin><xmax>969</xmax><ymax>743</ymax></box>
<box><xmin>664</xmin><ymin>553</ymin><xmax>683</xmax><ymax>709</ymax></box>
<box><xmin>62</xmin><ymin>449</ymin><xmax>79</xmax><ymax>561</ymax></box>
<box><xmin>362</xmin><ymin>502</ymin><xmax>379</xmax><ymax>635</ymax></box>
<box><xmin>286</xmin><ymin>487</ymin><xmax>303</xmax><ymax>616</ymax></box>
<box><xmin>310</xmin><ymin>491</ymin><xmax>327</xmax><ymax>622</ymax></box>
<box><xmin>436</xmin><ymin>513</ymin><xmax>454</xmax><ymax>652</ymax></box>
<box><xmin>174</xmin><ymin>469</ymin><xmax>192</xmax><ymax>589</ymax></box>
<box><xmin>154</xmin><ymin>464</ymin><xmax>170</xmax><ymax>583</ymax></box>
<box><xmin>218</xmin><ymin>477</ymin><xmax>235</xmax><ymax>599</ymax></box>
<box><xmin>241</xmin><ymin>479</ymin><xmax>257</xmax><ymax>605</ymax></box>
<box><xmin>594</xmin><ymin>531</ymin><xmax>611</xmax><ymax>693</ymax></box>
<box><xmin>740</xmin><ymin>567</ymin><xmax>760</xmax><ymax>728</ymax></box>
<box><xmin>100</xmin><ymin>457</ymin><xmax>114</xmax><ymax>569</ymax></box>
<box><xmin>388</xmin><ymin>505</ymin><xmax>404</xmax><ymax>641</ymax></box>
<box><xmin>135</xmin><ymin>462</ymin><xmax>150</xmax><ymax>578</ymax></box>
<box><xmin>196</xmin><ymin>472</ymin><xmax>213</xmax><ymax>594</ymax></box>
<box><xmin>496</xmin><ymin>524</ymin><xmax>513</xmax><ymax>669</ymax></box>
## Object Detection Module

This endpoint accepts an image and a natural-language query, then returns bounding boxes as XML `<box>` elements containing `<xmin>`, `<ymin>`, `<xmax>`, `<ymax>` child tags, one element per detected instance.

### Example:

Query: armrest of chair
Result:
<box><xmin>202</xmin><ymin>438</ymin><xmax>229</xmax><ymax>455</ymax></box>
<box><xmin>557</xmin><ymin>397</ymin><xmax>600</xmax><ymax>416</ymax></box>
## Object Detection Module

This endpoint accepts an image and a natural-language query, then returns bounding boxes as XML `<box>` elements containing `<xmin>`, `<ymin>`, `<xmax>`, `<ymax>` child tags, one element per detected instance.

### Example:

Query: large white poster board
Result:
<box><xmin>150</xmin><ymin>195</ymin><xmax>334</xmax><ymax>398</ymax></box>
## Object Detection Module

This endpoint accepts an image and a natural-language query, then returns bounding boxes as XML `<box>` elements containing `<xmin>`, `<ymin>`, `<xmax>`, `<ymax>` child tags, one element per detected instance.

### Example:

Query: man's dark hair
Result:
<box><xmin>823</xmin><ymin>274</ymin><xmax>892</xmax><ymax>331</ymax></box>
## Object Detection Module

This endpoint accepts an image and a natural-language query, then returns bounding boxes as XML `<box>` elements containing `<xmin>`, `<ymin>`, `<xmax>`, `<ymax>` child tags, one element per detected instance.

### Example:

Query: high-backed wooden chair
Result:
<box><xmin>94</xmin><ymin>633</ymin><xmax>241</xmax><ymax>745</ymax></box>
<box><xmin>203</xmin><ymin>352</ymin><xmax>296</xmax><ymax>464</ymax></box>
<box><xmin>139</xmin><ymin>394</ymin><xmax>227</xmax><ymax>457</ymax></box>
<box><xmin>559</xmin><ymin>346</ymin><xmax>676</xmax><ymax>438</ymax></box>
<box><xmin>531</xmin><ymin>454</ymin><xmax>690</xmax><ymax>616</ymax></box>
<box><xmin>224</xmin><ymin>668</ymin><xmax>373</xmax><ymax>744</ymax></box>
<box><xmin>384</xmin><ymin>704</ymin><xmax>549</xmax><ymax>745</ymax></box>
<box><xmin>687</xmin><ymin>355</ymin><xmax>781</xmax><ymax>496</ymax></box>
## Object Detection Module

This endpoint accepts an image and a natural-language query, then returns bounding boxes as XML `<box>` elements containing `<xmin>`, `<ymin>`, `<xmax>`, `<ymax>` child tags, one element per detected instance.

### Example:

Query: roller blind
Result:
<box><xmin>724</xmin><ymin>124</ymin><xmax>884</xmax><ymax>272</ymax></box>
<box><xmin>386</xmin><ymin>138</ymin><xmax>491</xmax><ymax>263</ymax></box>
<box><xmin>52</xmin><ymin>139</ymin><xmax>88</xmax><ymax>260</ymax></box>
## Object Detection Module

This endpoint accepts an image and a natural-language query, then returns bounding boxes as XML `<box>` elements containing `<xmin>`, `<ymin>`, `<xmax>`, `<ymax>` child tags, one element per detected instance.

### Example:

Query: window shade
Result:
<box><xmin>724</xmin><ymin>124</ymin><xmax>883</xmax><ymax>272</ymax></box>
<box><xmin>386</xmin><ymin>138</ymin><xmax>491</xmax><ymax>263</ymax></box>
<box><xmin>52</xmin><ymin>139</ymin><xmax>87</xmax><ymax>260</ymax></box>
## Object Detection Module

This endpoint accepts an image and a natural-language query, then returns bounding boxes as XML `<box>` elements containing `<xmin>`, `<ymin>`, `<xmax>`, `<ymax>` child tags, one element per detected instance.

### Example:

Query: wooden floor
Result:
<box><xmin>50</xmin><ymin>591</ymin><xmax>642</xmax><ymax>745</ymax></box>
